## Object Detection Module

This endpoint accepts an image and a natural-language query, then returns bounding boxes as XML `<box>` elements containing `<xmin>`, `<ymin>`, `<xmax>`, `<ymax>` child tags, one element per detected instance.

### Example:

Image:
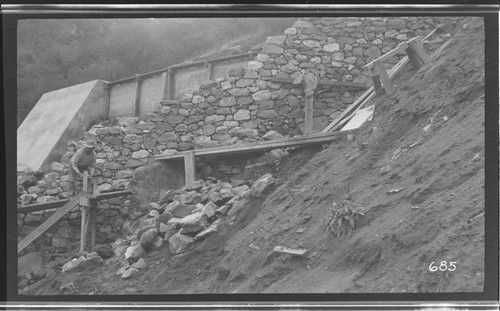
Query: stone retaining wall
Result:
<box><xmin>17</xmin><ymin>16</ymin><xmax>462</xmax><ymax>257</ymax></box>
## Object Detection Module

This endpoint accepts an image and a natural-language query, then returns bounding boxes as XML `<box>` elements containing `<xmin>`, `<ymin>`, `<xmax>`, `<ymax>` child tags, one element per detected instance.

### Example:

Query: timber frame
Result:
<box><xmin>154</xmin><ymin>132</ymin><xmax>345</xmax><ymax>186</ymax></box>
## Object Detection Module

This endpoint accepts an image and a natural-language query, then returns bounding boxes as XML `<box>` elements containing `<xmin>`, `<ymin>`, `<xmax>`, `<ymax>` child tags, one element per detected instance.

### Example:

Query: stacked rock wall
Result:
<box><xmin>158</xmin><ymin>16</ymin><xmax>459</xmax><ymax>136</ymax></box>
<box><xmin>17</xmin><ymin>16</ymin><xmax>462</xmax><ymax>257</ymax></box>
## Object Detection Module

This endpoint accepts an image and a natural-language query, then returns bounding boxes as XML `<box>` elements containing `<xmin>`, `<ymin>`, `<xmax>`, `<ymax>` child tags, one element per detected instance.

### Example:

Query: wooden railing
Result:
<box><xmin>103</xmin><ymin>52</ymin><xmax>254</xmax><ymax>118</ymax></box>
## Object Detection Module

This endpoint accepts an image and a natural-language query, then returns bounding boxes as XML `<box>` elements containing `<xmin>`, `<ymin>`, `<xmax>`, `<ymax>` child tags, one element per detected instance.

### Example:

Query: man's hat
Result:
<box><xmin>83</xmin><ymin>140</ymin><xmax>96</xmax><ymax>148</ymax></box>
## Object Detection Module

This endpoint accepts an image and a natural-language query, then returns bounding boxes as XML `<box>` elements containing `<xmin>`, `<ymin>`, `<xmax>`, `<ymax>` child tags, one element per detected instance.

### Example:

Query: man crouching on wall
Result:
<box><xmin>68</xmin><ymin>140</ymin><xmax>96</xmax><ymax>195</ymax></box>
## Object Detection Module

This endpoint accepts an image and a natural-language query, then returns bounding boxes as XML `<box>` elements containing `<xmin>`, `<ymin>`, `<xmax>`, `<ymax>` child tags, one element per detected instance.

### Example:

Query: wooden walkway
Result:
<box><xmin>154</xmin><ymin>131</ymin><xmax>344</xmax><ymax>185</ymax></box>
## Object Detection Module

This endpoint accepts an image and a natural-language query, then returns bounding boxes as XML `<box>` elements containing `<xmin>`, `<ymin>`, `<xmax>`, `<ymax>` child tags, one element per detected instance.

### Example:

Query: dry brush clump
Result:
<box><xmin>326</xmin><ymin>196</ymin><xmax>365</xmax><ymax>238</ymax></box>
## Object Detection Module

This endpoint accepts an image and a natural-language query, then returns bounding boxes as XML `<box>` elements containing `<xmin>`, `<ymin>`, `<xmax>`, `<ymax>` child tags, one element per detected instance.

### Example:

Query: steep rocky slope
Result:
<box><xmin>23</xmin><ymin>17</ymin><xmax>485</xmax><ymax>295</ymax></box>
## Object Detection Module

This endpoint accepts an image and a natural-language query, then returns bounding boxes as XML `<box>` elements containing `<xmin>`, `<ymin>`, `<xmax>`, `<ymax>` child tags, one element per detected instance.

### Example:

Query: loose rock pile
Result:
<box><xmin>108</xmin><ymin>174</ymin><xmax>276</xmax><ymax>279</ymax></box>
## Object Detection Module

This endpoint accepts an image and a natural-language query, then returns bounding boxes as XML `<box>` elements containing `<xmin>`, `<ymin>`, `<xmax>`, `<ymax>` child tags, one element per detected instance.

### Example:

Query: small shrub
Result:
<box><xmin>326</xmin><ymin>196</ymin><xmax>364</xmax><ymax>237</ymax></box>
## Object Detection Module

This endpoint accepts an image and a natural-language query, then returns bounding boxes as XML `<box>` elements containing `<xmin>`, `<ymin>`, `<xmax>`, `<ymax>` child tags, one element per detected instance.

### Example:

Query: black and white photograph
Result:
<box><xmin>4</xmin><ymin>3</ymin><xmax>499</xmax><ymax>310</ymax></box>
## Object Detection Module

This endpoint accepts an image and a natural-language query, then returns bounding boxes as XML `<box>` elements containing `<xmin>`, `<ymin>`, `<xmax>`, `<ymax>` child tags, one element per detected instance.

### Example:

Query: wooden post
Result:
<box><xmin>104</xmin><ymin>83</ymin><xmax>111</xmax><ymax>119</ymax></box>
<box><xmin>184</xmin><ymin>151</ymin><xmax>196</xmax><ymax>186</ymax></box>
<box><xmin>80</xmin><ymin>172</ymin><xmax>89</xmax><ymax>253</ymax></box>
<box><xmin>207</xmin><ymin>62</ymin><xmax>214</xmax><ymax>80</ymax></box>
<box><xmin>304</xmin><ymin>95</ymin><xmax>314</xmax><ymax>134</ymax></box>
<box><xmin>161</xmin><ymin>72</ymin><xmax>168</xmax><ymax>100</ymax></box>
<box><xmin>166</xmin><ymin>68</ymin><xmax>175</xmax><ymax>100</ymax></box>
<box><xmin>90</xmin><ymin>179</ymin><xmax>98</xmax><ymax>248</ymax></box>
<box><xmin>375</xmin><ymin>61</ymin><xmax>393</xmax><ymax>95</ymax></box>
<box><xmin>406</xmin><ymin>40</ymin><xmax>429</xmax><ymax>70</ymax></box>
<box><xmin>134</xmin><ymin>74</ymin><xmax>143</xmax><ymax>117</ymax></box>
<box><xmin>370</xmin><ymin>67</ymin><xmax>385</xmax><ymax>97</ymax></box>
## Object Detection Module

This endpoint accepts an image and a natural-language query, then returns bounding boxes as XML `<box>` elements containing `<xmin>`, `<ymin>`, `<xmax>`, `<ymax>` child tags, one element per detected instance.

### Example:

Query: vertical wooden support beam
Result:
<box><xmin>82</xmin><ymin>172</ymin><xmax>88</xmax><ymax>194</ymax></box>
<box><xmin>406</xmin><ymin>40</ymin><xmax>429</xmax><ymax>70</ymax></box>
<box><xmin>375</xmin><ymin>61</ymin><xmax>393</xmax><ymax>95</ymax></box>
<box><xmin>161</xmin><ymin>72</ymin><xmax>168</xmax><ymax>100</ymax></box>
<box><xmin>90</xmin><ymin>180</ymin><xmax>98</xmax><ymax>248</ymax></box>
<box><xmin>184</xmin><ymin>151</ymin><xmax>196</xmax><ymax>186</ymax></box>
<box><xmin>304</xmin><ymin>96</ymin><xmax>314</xmax><ymax>134</ymax></box>
<box><xmin>134</xmin><ymin>75</ymin><xmax>143</xmax><ymax>117</ymax></box>
<box><xmin>104</xmin><ymin>83</ymin><xmax>111</xmax><ymax>119</ymax></box>
<box><xmin>80</xmin><ymin>172</ymin><xmax>89</xmax><ymax>253</ymax></box>
<box><xmin>166</xmin><ymin>68</ymin><xmax>175</xmax><ymax>100</ymax></box>
<box><xmin>370</xmin><ymin>67</ymin><xmax>385</xmax><ymax>97</ymax></box>
<box><xmin>207</xmin><ymin>62</ymin><xmax>214</xmax><ymax>80</ymax></box>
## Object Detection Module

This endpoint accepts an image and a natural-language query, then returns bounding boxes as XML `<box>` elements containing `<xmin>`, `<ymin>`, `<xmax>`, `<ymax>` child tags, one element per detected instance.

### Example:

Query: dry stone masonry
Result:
<box><xmin>17</xmin><ymin>16</ymin><xmax>462</xmax><ymax>288</ymax></box>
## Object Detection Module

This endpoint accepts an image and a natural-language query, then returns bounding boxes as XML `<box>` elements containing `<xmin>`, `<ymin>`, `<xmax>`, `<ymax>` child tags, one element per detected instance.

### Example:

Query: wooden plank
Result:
<box><xmin>408</xmin><ymin>40</ymin><xmax>429</xmax><ymax>63</ymax></box>
<box><xmin>270</xmin><ymin>77</ymin><xmax>366</xmax><ymax>89</ymax></box>
<box><xmin>106</xmin><ymin>53</ymin><xmax>252</xmax><ymax>87</ymax></box>
<box><xmin>18</xmin><ymin>200</ymin><xmax>69</xmax><ymax>214</ymax></box>
<box><xmin>304</xmin><ymin>96</ymin><xmax>314</xmax><ymax>134</ymax></box>
<box><xmin>92</xmin><ymin>190</ymin><xmax>134</xmax><ymax>200</ymax></box>
<box><xmin>321</xmin><ymin>87</ymin><xmax>375</xmax><ymax>133</ymax></box>
<box><xmin>363</xmin><ymin>36</ymin><xmax>420</xmax><ymax>70</ymax></box>
<box><xmin>19</xmin><ymin>190</ymin><xmax>133</xmax><ymax>215</ymax></box>
<box><xmin>18</xmin><ymin>191</ymin><xmax>86</xmax><ymax>253</ymax></box>
<box><xmin>332</xmin><ymin>92</ymin><xmax>376</xmax><ymax>131</ymax></box>
<box><xmin>405</xmin><ymin>46</ymin><xmax>424</xmax><ymax>69</ymax></box>
<box><xmin>273</xmin><ymin>246</ymin><xmax>309</xmax><ymax>257</ymax></box>
<box><xmin>376</xmin><ymin>60</ymin><xmax>393</xmax><ymax>95</ymax></box>
<box><xmin>184</xmin><ymin>151</ymin><xmax>196</xmax><ymax>186</ymax></box>
<box><xmin>155</xmin><ymin>132</ymin><xmax>341</xmax><ymax>162</ymax></box>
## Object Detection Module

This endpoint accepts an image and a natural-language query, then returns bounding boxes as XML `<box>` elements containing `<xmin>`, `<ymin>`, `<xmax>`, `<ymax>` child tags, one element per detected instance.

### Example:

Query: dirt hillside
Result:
<box><xmin>23</xmin><ymin>16</ymin><xmax>485</xmax><ymax>295</ymax></box>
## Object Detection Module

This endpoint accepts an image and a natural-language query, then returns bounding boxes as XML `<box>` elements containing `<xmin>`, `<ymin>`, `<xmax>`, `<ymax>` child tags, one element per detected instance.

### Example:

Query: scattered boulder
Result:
<box><xmin>124</xmin><ymin>244</ymin><xmax>145</xmax><ymax>263</ymax></box>
<box><xmin>131</xmin><ymin>258</ymin><xmax>147</xmax><ymax>270</ymax></box>
<box><xmin>92</xmin><ymin>245</ymin><xmax>113</xmax><ymax>259</ymax></box>
<box><xmin>215</xmin><ymin>204</ymin><xmax>231</xmax><ymax>216</ymax></box>
<box><xmin>166</xmin><ymin>201</ymin><xmax>197</xmax><ymax>218</ymax></box>
<box><xmin>187</xmin><ymin>180</ymin><xmax>204</xmax><ymax>192</ymax></box>
<box><xmin>179</xmin><ymin>212</ymin><xmax>208</xmax><ymax>234</ymax></box>
<box><xmin>114</xmin><ymin>245</ymin><xmax>128</xmax><ymax>258</ymax></box>
<box><xmin>194</xmin><ymin>219</ymin><xmax>221</xmax><ymax>241</ymax></box>
<box><xmin>202</xmin><ymin>202</ymin><xmax>218</xmax><ymax>218</ymax></box>
<box><xmin>251</xmin><ymin>173</ymin><xmax>276</xmax><ymax>198</ymax></box>
<box><xmin>62</xmin><ymin>256</ymin><xmax>86</xmax><ymax>272</ymax></box>
<box><xmin>159</xmin><ymin>222</ymin><xmax>178</xmax><ymax>241</ymax></box>
<box><xmin>168</xmin><ymin>233</ymin><xmax>195</xmax><ymax>254</ymax></box>
<box><xmin>262</xmin><ymin>130</ymin><xmax>284</xmax><ymax>141</ymax></box>
<box><xmin>232</xmin><ymin>185</ymin><xmax>250</xmax><ymax>198</ymax></box>
<box><xmin>151</xmin><ymin>236</ymin><xmax>164</xmax><ymax>249</ymax></box>
<box><xmin>121</xmin><ymin>267</ymin><xmax>140</xmax><ymax>279</ymax></box>
<box><xmin>227</xmin><ymin>198</ymin><xmax>250</xmax><ymax>220</ymax></box>
<box><xmin>180</xmin><ymin>191</ymin><xmax>203</xmax><ymax>205</ymax></box>
<box><xmin>139</xmin><ymin>228</ymin><xmax>158</xmax><ymax>247</ymax></box>
<box><xmin>157</xmin><ymin>211</ymin><xmax>174</xmax><ymax>225</ymax></box>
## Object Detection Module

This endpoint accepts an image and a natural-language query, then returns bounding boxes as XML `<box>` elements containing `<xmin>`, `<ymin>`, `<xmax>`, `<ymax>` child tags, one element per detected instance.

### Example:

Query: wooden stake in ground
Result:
<box><xmin>90</xmin><ymin>178</ymin><xmax>99</xmax><ymax>248</ymax></box>
<box><xmin>80</xmin><ymin>171</ymin><xmax>89</xmax><ymax>253</ymax></box>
